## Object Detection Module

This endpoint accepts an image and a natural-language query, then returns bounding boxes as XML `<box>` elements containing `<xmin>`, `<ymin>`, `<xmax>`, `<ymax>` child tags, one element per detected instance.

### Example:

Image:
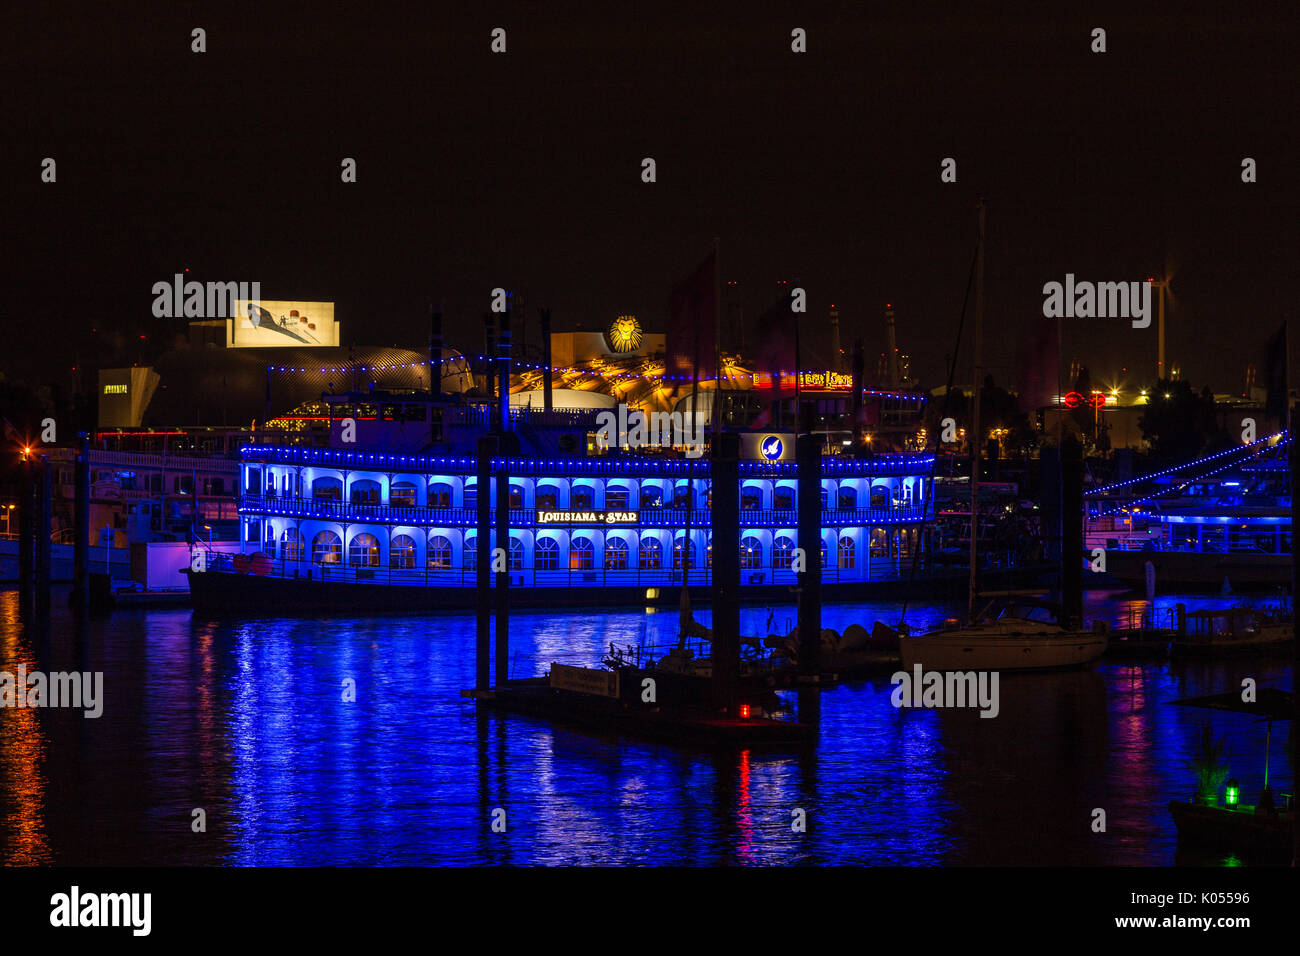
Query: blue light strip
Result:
<box><xmin>240</xmin><ymin>445</ymin><xmax>935</xmax><ymax>479</ymax></box>
<box><xmin>1098</xmin><ymin>435</ymin><xmax>1291</xmax><ymax>516</ymax></box>
<box><xmin>1086</xmin><ymin>430</ymin><xmax>1286</xmax><ymax>496</ymax></box>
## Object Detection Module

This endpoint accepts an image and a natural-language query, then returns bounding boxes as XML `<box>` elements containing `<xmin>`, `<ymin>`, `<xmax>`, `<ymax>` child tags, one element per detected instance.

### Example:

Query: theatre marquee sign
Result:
<box><xmin>536</xmin><ymin>510</ymin><xmax>640</xmax><ymax>525</ymax></box>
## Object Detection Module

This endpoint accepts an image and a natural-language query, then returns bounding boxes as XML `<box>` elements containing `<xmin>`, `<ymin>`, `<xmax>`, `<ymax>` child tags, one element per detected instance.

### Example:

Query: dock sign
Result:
<box><xmin>550</xmin><ymin>663</ymin><xmax>620</xmax><ymax>698</ymax></box>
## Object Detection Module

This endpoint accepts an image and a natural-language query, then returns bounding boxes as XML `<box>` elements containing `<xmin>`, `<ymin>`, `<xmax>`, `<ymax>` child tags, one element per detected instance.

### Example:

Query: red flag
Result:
<box><xmin>668</xmin><ymin>251</ymin><xmax>717</xmax><ymax>381</ymax></box>
<box><xmin>1015</xmin><ymin>319</ymin><xmax>1060</xmax><ymax>412</ymax></box>
<box><xmin>752</xmin><ymin>297</ymin><xmax>798</xmax><ymax>388</ymax></box>
<box><xmin>749</xmin><ymin>296</ymin><xmax>799</xmax><ymax>428</ymax></box>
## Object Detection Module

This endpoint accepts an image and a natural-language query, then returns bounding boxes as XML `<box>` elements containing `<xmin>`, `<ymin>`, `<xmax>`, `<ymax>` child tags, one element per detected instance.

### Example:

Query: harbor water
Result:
<box><xmin>0</xmin><ymin>589</ymin><xmax>1291</xmax><ymax>866</ymax></box>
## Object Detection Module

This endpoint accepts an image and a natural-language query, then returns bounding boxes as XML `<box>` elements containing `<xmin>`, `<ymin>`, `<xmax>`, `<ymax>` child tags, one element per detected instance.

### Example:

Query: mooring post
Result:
<box><xmin>1061</xmin><ymin>433</ymin><xmax>1084</xmax><ymax>628</ymax></box>
<box><xmin>711</xmin><ymin>431</ymin><xmax>740</xmax><ymax>714</ymax></box>
<box><xmin>494</xmin><ymin>455</ymin><xmax>511</xmax><ymax>687</ymax></box>
<box><xmin>73</xmin><ymin>431</ymin><xmax>90</xmax><ymax>612</ymax></box>
<box><xmin>35</xmin><ymin>456</ymin><xmax>53</xmax><ymax>618</ymax></box>
<box><xmin>495</xmin><ymin>309</ymin><xmax>513</xmax><ymax>687</ymax></box>
<box><xmin>475</xmin><ymin>434</ymin><xmax>495</xmax><ymax>690</ymax></box>
<box><xmin>1290</xmin><ymin>399</ymin><xmax>1299</xmax><ymax>867</ymax></box>
<box><xmin>796</xmin><ymin>432</ymin><xmax>822</xmax><ymax>675</ymax></box>
<box><xmin>18</xmin><ymin>455</ymin><xmax>34</xmax><ymax>612</ymax></box>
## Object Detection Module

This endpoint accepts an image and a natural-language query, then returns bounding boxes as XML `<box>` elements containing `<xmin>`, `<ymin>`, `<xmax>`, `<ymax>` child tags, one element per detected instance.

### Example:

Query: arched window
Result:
<box><xmin>570</xmin><ymin>537</ymin><xmax>595</xmax><ymax>570</ymax></box>
<box><xmin>263</xmin><ymin>524</ymin><xmax>276</xmax><ymax>558</ymax></box>
<box><xmin>672</xmin><ymin>484</ymin><xmax>691</xmax><ymax>510</ymax></box>
<box><xmin>280</xmin><ymin>527</ymin><xmax>305</xmax><ymax>562</ymax></box>
<box><xmin>464</xmin><ymin>536</ymin><xmax>477</xmax><ymax>570</ymax></box>
<box><xmin>428</xmin><ymin>482</ymin><xmax>452</xmax><ymax>508</ymax></box>
<box><xmin>639</xmin><ymin>537</ymin><xmax>663</xmax><ymax>569</ymax></box>
<box><xmin>536</xmin><ymin>484</ymin><xmax>559</xmax><ymax>510</ymax></box>
<box><xmin>774</xmin><ymin>486</ymin><xmax>795</xmax><ymax>511</ymax></box>
<box><xmin>606</xmin><ymin>537</ymin><xmax>629</xmax><ymax>569</ymax></box>
<box><xmin>741</xmin><ymin>487</ymin><xmax>762</xmax><ymax>511</ymax></box>
<box><xmin>349</xmin><ymin>533</ymin><xmax>380</xmax><ymax>567</ymax></box>
<box><xmin>427</xmin><ymin>535</ymin><xmax>452</xmax><ymax>569</ymax></box>
<box><xmin>390</xmin><ymin>534</ymin><xmax>417</xmax><ymax>568</ymax></box>
<box><xmin>350</xmin><ymin>480</ymin><xmax>381</xmax><ymax>506</ymax></box>
<box><xmin>390</xmin><ymin>482</ymin><xmax>417</xmax><ymax>507</ymax></box>
<box><xmin>508</xmin><ymin>485</ymin><xmax>524</xmax><ymax>509</ymax></box>
<box><xmin>571</xmin><ymin>485</ymin><xmax>594</xmax><ymax>509</ymax></box>
<box><xmin>838</xmin><ymin>536</ymin><xmax>856</xmax><ymax>570</ymax></box>
<box><xmin>509</xmin><ymin>537</ymin><xmax>524</xmax><ymax>571</ymax></box>
<box><xmin>870</xmin><ymin>485</ymin><xmax>889</xmax><ymax>509</ymax></box>
<box><xmin>837</xmin><ymin>486</ymin><xmax>856</xmax><ymax>510</ymax></box>
<box><xmin>640</xmin><ymin>485</ymin><xmax>663</xmax><ymax>510</ymax></box>
<box><xmin>606</xmin><ymin>485</ymin><xmax>630</xmax><ymax>510</ymax></box>
<box><xmin>740</xmin><ymin>535</ymin><xmax>763</xmax><ymax>569</ymax></box>
<box><xmin>773</xmin><ymin>536</ymin><xmax>795</xmax><ymax>569</ymax></box>
<box><xmin>311</xmin><ymin>476</ymin><xmax>342</xmax><ymax>500</ymax></box>
<box><xmin>673</xmin><ymin>538</ymin><xmax>693</xmax><ymax>570</ymax></box>
<box><xmin>536</xmin><ymin>537</ymin><xmax>559</xmax><ymax>570</ymax></box>
<box><xmin>312</xmin><ymin>530</ymin><xmax>342</xmax><ymax>564</ymax></box>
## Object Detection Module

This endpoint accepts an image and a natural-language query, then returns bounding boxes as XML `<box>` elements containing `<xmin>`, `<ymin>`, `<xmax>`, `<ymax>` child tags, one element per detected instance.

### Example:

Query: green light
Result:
<box><xmin>1224</xmin><ymin>779</ymin><xmax>1240</xmax><ymax>807</ymax></box>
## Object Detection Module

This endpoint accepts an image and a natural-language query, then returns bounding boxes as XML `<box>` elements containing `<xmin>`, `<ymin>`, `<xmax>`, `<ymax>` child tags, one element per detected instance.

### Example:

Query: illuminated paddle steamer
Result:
<box><xmin>187</xmin><ymin>438</ymin><xmax>937</xmax><ymax>611</ymax></box>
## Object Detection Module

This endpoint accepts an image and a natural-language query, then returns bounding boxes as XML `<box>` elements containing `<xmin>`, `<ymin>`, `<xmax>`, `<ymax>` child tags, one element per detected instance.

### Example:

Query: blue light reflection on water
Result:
<box><xmin>0</xmin><ymin>589</ymin><xmax>1291</xmax><ymax>866</ymax></box>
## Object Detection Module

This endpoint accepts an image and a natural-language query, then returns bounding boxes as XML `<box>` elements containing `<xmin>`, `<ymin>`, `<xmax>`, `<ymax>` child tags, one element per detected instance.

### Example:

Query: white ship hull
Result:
<box><xmin>900</xmin><ymin>626</ymin><xmax>1108</xmax><ymax>672</ymax></box>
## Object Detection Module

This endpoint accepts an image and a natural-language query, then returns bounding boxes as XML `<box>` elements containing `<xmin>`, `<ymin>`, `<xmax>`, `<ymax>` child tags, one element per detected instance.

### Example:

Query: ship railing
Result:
<box><xmin>1090</xmin><ymin>604</ymin><xmax>1180</xmax><ymax>634</ymax></box>
<box><xmin>238</xmin><ymin>494</ymin><xmax>928</xmax><ymax>528</ymax></box>
<box><xmin>610</xmin><ymin>637</ymin><xmax>781</xmax><ymax>672</ymax></box>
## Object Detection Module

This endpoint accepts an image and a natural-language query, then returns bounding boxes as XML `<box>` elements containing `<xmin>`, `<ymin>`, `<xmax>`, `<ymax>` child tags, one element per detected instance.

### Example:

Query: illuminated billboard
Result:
<box><xmin>227</xmin><ymin>300</ymin><xmax>339</xmax><ymax>348</ymax></box>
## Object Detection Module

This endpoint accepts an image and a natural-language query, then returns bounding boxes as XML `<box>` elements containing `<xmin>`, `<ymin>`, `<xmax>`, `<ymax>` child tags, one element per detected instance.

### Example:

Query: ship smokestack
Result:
<box><xmin>482</xmin><ymin>313</ymin><xmax>496</xmax><ymax>399</ymax></box>
<box><xmin>829</xmin><ymin>304</ymin><xmax>841</xmax><ymax>373</ymax></box>
<box><xmin>497</xmin><ymin>307</ymin><xmax>512</xmax><ymax>434</ymax></box>
<box><xmin>852</xmin><ymin>338</ymin><xmax>864</xmax><ymax>450</ymax></box>
<box><xmin>540</xmin><ymin>308</ymin><xmax>553</xmax><ymax>413</ymax></box>
<box><xmin>429</xmin><ymin>302</ymin><xmax>443</xmax><ymax>394</ymax></box>
<box><xmin>886</xmin><ymin>303</ymin><xmax>899</xmax><ymax>386</ymax></box>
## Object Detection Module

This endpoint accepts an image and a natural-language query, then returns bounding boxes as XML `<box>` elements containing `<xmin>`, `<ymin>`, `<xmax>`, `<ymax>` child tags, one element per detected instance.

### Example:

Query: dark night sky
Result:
<box><xmin>4</xmin><ymin>2</ymin><xmax>1297</xmax><ymax>397</ymax></box>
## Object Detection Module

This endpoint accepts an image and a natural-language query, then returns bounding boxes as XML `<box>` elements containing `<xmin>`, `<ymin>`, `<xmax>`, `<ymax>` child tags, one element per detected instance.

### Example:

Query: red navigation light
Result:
<box><xmin>1087</xmin><ymin>393</ymin><xmax>1106</xmax><ymax>408</ymax></box>
<box><xmin>739</xmin><ymin>704</ymin><xmax>751</xmax><ymax>719</ymax></box>
<box><xmin>1062</xmin><ymin>391</ymin><xmax>1084</xmax><ymax>408</ymax></box>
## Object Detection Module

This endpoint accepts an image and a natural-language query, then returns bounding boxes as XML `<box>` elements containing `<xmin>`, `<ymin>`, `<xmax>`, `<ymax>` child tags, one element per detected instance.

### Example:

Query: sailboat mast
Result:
<box><xmin>968</xmin><ymin>200</ymin><xmax>986</xmax><ymax>624</ymax></box>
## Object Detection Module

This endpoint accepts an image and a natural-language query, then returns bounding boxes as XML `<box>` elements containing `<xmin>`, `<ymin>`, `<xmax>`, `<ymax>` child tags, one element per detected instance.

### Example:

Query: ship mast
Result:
<box><xmin>968</xmin><ymin>200</ymin><xmax>986</xmax><ymax>624</ymax></box>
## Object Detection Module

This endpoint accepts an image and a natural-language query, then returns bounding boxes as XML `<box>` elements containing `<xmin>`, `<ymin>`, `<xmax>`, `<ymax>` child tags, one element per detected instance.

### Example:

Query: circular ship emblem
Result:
<box><xmin>760</xmin><ymin>435</ymin><xmax>784</xmax><ymax>460</ymax></box>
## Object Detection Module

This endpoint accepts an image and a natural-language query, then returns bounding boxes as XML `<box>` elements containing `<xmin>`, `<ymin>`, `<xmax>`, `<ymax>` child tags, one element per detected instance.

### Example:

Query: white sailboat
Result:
<box><xmin>896</xmin><ymin>201</ymin><xmax>1105</xmax><ymax>673</ymax></box>
<box><xmin>899</xmin><ymin>600</ymin><xmax>1108</xmax><ymax>671</ymax></box>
